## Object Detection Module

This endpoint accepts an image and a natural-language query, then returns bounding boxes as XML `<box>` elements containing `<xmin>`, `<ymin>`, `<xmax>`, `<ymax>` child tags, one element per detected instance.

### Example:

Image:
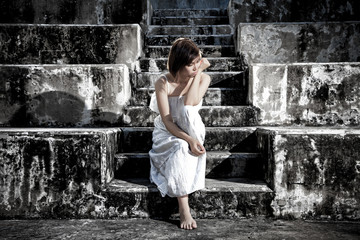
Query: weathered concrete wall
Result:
<box><xmin>0</xmin><ymin>24</ymin><xmax>143</xmax><ymax>68</ymax></box>
<box><xmin>0</xmin><ymin>0</ymin><xmax>151</xmax><ymax>25</ymax></box>
<box><xmin>150</xmin><ymin>0</ymin><xmax>229</xmax><ymax>9</ymax></box>
<box><xmin>0</xmin><ymin>128</ymin><xmax>120</xmax><ymax>218</ymax></box>
<box><xmin>237</xmin><ymin>22</ymin><xmax>360</xmax><ymax>64</ymax></box>
<box><xmin>249</xmin><ymin>63</ymin><xmax>360</xmax><ymax>126</ymax></box>
<box><xmin>0</xmin><ymin>65</ymin><xmax>131</xmax><ymax>127</ymax></box>
<box><xmin>228</xmin><ymin>0</ymin><xmax>360</xmax><ymax>29</ymax></box>
<box><xmin>256</xmin><ymin>127</ymin><xmax>360</xmax><ymax>220</ymax></box>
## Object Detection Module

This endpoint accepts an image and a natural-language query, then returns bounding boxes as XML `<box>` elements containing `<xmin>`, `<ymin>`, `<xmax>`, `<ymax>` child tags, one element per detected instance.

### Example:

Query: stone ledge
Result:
<box><xmin>249</xmin><ymin>62</ymin><xmax>360</xmax><ymax>126</ymax></box>
<box><xmin>0</xmin><ymin>0</ymin><xmax>151</xmax><ymax>25</ymax></box>
<box><xmin>228</xmin><ymin>0</ymin><xmax>360</xmax><ymax>27</ymax></box>
<box><xmin>0</xmin><ymin>24</ymin><xmax>143</xmax><ymax>66</ymax></box>
<box><xmin>238</xmin><ymin>21</ymin><xmax>360</xmax><ymax>64</ymax></box>
<box><xmin>104</xmin><ymin>178</ymin><xmax>273</xmax><ymax>218</ymax></box>
<box><xmin>0</xmin><ymin>127</ymin><xmax>121</xmax><ymax>218</ymax></box>
<box><xmin>255</xmin><ymin>126</ymin><xmax>360</xmax><ymax>220</ymax></box>
<box><xmin>0</xmin><ymin>64</ymin><xmax>131</xmax><ymax>127</ymax></box>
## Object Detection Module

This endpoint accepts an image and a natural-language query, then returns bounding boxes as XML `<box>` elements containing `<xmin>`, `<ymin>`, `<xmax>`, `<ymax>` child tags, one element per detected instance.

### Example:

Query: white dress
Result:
<box><xmin>148</xmin><ymin>75</ymin><xmax>206</xmax><ymax>197</ymax></box>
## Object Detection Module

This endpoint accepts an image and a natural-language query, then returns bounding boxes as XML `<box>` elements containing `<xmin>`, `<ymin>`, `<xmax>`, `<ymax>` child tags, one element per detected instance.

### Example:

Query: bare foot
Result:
<box><xmin>180</xmin><ymin>209</ymin><xmax>197</xmax><ymax>230</ymax></box>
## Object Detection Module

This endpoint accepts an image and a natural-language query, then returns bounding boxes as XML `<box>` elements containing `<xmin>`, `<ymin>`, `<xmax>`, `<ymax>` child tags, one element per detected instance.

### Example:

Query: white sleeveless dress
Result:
<box><xmin>148</xmin><ymin>75</ymin><xmax>206</xmax><ymax>197</ymax></box>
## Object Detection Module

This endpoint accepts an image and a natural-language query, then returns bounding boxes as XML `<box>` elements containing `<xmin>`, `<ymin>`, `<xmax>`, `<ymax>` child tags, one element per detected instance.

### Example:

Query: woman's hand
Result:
<box><xmin>199</xmin><ymin>58</ymin><xmax>211</xmax><ymax>71</ymax></box>
<box><xmin>188</xmin><ymin>137</ymin><xmax>206</xmax><ymax>156</ymax></box>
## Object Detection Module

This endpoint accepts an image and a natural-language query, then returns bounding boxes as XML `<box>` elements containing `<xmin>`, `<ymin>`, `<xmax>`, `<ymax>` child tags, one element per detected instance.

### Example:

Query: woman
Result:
<box><xmin>149</xmin><ymin>38</ymin><xmax>211</xmax><ymax>230</ymax></box>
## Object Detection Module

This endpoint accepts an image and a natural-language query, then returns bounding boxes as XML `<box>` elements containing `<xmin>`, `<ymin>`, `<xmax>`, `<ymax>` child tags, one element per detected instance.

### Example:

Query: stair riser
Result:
<box><xmin>146</xmin><ymin>45</ymin><xmax>236</xmax><ymax>58</ymax></box>
<box><xmin>0</xmin><ymin>65</ymin><xmax>130</xmax><ymax>127</ymax></box>
<box><xmin>152</xmin><ymin>17</ymin><xmax>228</xmax><ymax>25</ymax></box>
<box><xmin>0</xmin><ymin>24</ymin><xmax>141</xmax><ymax>64</ymax></box>
<box><xmin>148</xmin><ymin>25</ymin><xmax>233</xmax><ymax>35</ymax></box>
<box><xmin>256</xmin><ymin>128</ymin><xmax>360</xmax><ymax>219</ymax></box>
<box><xmin>115</xmin><ymin>153</ymin><xmax>263</xmax><ymax>179</ymax></box>
<box><xmin>130</xmin><ymin>89</ymin><xmax>247</xmax><ymax>106</ymax></box>
<box><xmin>147</xmin><ymin>35</ymin><xmax>233</xmax><ymax>46</ymax></box>
<box><xmin>239</xmin><ymin>22</ymin><xmax>360</xmax><ymax>64</ymax></box>
<box><xmin>153</xmin><ymin>9</ymin><xmax>228</xmax><ymax>17</ymax></box>
<box><xmin>103</xmin><ymin>190</ymin><xmax>273</xmax><ymax>218</ymax></box>
<box><xmin>135</xmin><ymin>72</ymin><xmax>244</xmax><ymax>88</ymax></box>
<box><xmin>122</xmin><ymin>106</ymin><xmax>258</xmax><ymax>127</ymax></box>
<box><xmin>140</xmin><ymin>58</ymin><xmax>242</xmax><ymax>72</ymax></box>
<box><xmin>0</xmin><ymin>128</ymin><xmax>120</xmax><ymax>219</ymax></box>
<box><xmin>119</xmin><ymin>128</ymin><xmax>258</xmax><ymax>153</ymax></box>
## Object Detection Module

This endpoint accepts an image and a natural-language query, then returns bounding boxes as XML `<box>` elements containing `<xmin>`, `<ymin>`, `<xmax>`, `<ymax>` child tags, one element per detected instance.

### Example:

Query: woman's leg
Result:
<box><xmin>177</xmin><ymin>195</ymin><xmax>197</xmax><ymax>230</ymax></box>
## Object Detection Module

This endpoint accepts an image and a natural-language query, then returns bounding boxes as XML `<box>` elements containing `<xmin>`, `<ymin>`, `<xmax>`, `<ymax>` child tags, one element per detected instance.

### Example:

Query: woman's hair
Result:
<box><xmin>167</xmin><ymin>38</ymin><xmax>201</xmax><ymax>77</ymax></box>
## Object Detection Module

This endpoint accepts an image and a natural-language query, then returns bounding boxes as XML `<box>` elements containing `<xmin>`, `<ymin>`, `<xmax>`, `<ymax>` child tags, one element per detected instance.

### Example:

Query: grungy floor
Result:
<box><xmin>0</xmin><ymin>217</ymin><xmax>359</xmax><ymax>240</ymax></box>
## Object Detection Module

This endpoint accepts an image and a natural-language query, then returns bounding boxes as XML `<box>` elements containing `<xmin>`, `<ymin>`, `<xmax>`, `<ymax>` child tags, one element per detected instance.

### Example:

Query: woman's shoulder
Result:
<box><xmin>154</xmin><ymin>74</ymin><xmax>167</xmax><ymax>87</ymax></box>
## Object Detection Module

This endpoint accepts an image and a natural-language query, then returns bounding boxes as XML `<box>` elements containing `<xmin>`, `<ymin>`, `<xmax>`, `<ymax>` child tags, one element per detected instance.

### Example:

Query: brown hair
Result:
<box><xmin>167</xmin><ymin>38</ymin><xmax>200</xmax><ymax>77</ymax></box>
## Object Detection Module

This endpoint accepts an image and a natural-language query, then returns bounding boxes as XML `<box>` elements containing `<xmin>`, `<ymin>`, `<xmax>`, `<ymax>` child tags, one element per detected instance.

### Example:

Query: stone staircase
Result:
<box><xmin>1</xmin><ymin>0</ymin><xmax>359</xmax><ymax>221</ymax></box>
<box><xmin>106</xmin><ymin>8</ymin><xmax>274</xmax><ymax>218</ymax></box>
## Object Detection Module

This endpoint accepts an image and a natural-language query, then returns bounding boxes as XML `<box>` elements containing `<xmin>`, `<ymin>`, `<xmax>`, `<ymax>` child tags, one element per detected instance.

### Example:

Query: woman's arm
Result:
<box><xmin>155</xmin><ymin>77</ymin><xmax>205</xmax><ymax>156</ymax></box>
<box><xmin>184</xmin><ymin>58</ymin><xmax>211</xmax><ymax>106</ymax></box>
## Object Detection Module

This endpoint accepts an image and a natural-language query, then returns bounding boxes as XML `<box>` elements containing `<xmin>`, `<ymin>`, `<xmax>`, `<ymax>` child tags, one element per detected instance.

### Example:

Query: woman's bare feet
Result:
<box><xmin>180</xmin><ymin>209</ymin><xmax>197</xmax><ymax>230</ymax></box>
<box><xmin>177</xmin><ymin>195</ymin><xmax>197</xmax><ymax>230</ymax></box>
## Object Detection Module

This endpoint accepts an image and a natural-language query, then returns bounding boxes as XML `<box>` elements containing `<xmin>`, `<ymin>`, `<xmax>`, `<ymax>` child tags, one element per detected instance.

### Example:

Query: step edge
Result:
<box><xmin>106</xmin><ymin>178</ymin><xmax>273</xmax><ymax>193</ymax></box>
<box><xmin>125</xmin><ymin>106</ymin><xmax>255</xmax><ymax>110</ymax></box>
<box><xmin>147</xmin><ymin>34</ymin><xmax>233</xmax><ymax>37</ymax></box>
<box><xmin>148</xmin><ymin>25</ymin><xmax>233</xmax><ymax>28</ymax></box>
<box><xmin>135</xmin><ymin>87</ymin><xmax>244</xmax><ymax>91</ymax></box>
<box><xmin>115</xmin><ymin>152</ymin><xmax>261</xmax><ymax>157</ymax></box>
<box><xmin>152</xmin><ymin>16</ymin><xmax>228</xmax><ymax>19</ymax></box>
<box><xmin>146</xmin><ymin>45</ymin><xmax>235</xmax><ymax>48</ymax></box>
<box><xmin>140</xmin><ymin>57</ymin><xmax>239</xmax><ymax>60</ymax></box>
<box><xmin>137</xmin><ymin>71</ymin><xmax>242</xmax><ymax>74</ymax></box>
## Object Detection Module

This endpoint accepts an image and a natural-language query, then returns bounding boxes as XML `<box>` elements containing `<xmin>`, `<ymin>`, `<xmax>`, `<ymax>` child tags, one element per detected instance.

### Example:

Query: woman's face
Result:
<box><xmin>179</xmin><ymin>55</ymin><xmax>201</xmax><ymax>78</ymax></box>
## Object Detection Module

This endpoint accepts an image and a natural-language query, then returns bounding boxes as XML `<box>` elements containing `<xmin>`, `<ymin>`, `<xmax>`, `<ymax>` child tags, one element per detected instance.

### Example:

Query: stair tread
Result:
<box><xmin>153</xmin><ymin>16</ymin><xmax>228</xmax><ymax>19</ymax></box>
<box><xmin>116</xmin><ymin>151</ymin><xmax>261</xmax><ymax>157</ymax></box>
<box><xmin>136</xmin><ymin>87</ymin><xmax>243</xmax><ymax>90</ymax></box>
<box><xmin>147</xmin><ymin>34</ymin><xmax>233</xmax><ymax>37</ymax></box>
<box><xmin>154</xmin><ymin>8</ymin><xmax>227</xmax><ymax>10</ymax></box>
<box><xmin>149</xmin><ymin>25</ymin><xmax>232</xmax><ymax>27</ymax></box>
<box><xmin>141</xmin><ymin>57</ymin><xmax>238</xmax><ymax>60</ymax></box>
<box><xmin>120</xmin><ymin>126</ymin><xmax>258</xmax><ymax>130</ymax></box>
<box><xmin>107</xmin><ymin>178</ymin><xmax>272</xmax><ymax>193</ymax></box>
<box><xmin>125</xmin><ymin>105</ymin><xmax>253</xmax><ymax>109</ymax></box>
<box><xmin>147</xmin><ymin>45</ymin><xmax>235</xmax><ymax>47</ymax></box>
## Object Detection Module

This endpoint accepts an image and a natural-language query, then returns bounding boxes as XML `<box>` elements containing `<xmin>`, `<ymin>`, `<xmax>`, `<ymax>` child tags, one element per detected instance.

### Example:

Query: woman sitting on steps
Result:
<box><xmin>149</xmin><ymin>38</ymin><xmax>211</xmax><ymax>230</ymax></box>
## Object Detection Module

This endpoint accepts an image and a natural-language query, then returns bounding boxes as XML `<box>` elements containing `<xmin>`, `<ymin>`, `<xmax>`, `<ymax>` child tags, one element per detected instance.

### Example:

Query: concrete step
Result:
<box><xmin>146</xmin><ymin>34</ymin><xmax>233</xmax><ymax>46</ymax></box>
<box><xmin>0</xmin><ymin>64</ymin><xmax>131</xmax><ymax>127</ymax></box>
<box><xmin>130</xmin><ymin>88</ymin><xmax>247</xmax><ymax>106</ymax></box>
<box><xmin>152</xmin><ymin>16</ymin><xmax>229</xmax><ymax>25</ymax></box>
<box><xmin>139</xmin><ymin>57</ymin><xmax>242</xmax><ymax>72</ymax></box>
<box><xmin>238</xmin><ymin>21</ymin><xmax>360</xmax><ymax>64</ymax></box>
<box><xmin>249</xmin><ymin>62</ymin><xmax>360</xmax><ymax>126</ymax></box>
<box><xmin>256</xmin><ymin>126</ymin><xmax>360</xmax><ymax>219</ymax></box>
<box><xmin>153</xmin><ymin>9</ymin><xmax>228</xmax><ymax>17</ymax></box>
<box><xmin>122</xmin><ymin>105</ymin><xmax>259</xmax><ymax>127</ymax></box>
<box><xmin>104</xmin><ymin>178</ymin><xmax>273</xmax><ymax>218</ymax></box>
<box><xmin>145</xmin><ymin>45</ymin><xmax>236</xmax><ymax>58</ymax></box>
<box><xmin>0</xmin><ymin>127</ymin><xmax>121</xmax><ymax>218</ymax></box>
<box><xmin>147</xmin><ymin>25</ymin><xmax>234</xmax><ymax>35</ymax></box>
<box><xmin>118</xmin><ymin>127</ymin><xmax>258</xmax><ymax>153</ymax></box>
<box><xmin>115</xmin><ymin>152</ymin><xmax>263</xmax><ymax>179</ymax></box>
<box><xmin>0</xmin><ymin>24</ymin><xmax>142</xmax><ymax>64</ymax></box>
<box><xmin>135</xmin><ymin>71</ymin><xmax>244</xmax><ymax>88</ymax></box>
